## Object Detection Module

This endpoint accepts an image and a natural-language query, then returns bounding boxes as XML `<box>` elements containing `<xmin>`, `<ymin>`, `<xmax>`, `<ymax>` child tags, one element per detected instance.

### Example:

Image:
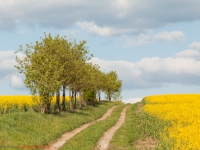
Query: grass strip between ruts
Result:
<box><xmin>60</xmin><ymin>104</ymin><xmax>127</xmax><ymax>150</ymax></box>
<box><xmin>108</xmin><ymin>103</ymin><xmax>142</xmax><ymax>150</ymax></box>
<box><xmin>0</xmin><ymin>101</ymin><xmax>118</xmax><ymax>150</ymax></box>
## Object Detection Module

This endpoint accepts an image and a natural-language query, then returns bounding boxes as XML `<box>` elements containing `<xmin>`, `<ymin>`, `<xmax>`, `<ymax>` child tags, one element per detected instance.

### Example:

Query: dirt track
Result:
<box><xmin>93</xmin><ymin>106</ymin><xmax>128</xmax><ymax>150</ymax></box>
<box><xmin>45</xmin><ymin>106</ymin><xmax>117</xmax><ymax>150</ymax></box>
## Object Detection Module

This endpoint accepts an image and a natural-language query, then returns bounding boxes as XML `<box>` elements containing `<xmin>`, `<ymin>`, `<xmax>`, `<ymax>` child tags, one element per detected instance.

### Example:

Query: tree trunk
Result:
<box><xmin>44</xmin><ymin>93</ymin><xmax>51</xmax><ymax>113</ymax></box>
<box><xmin>74</xmin><ymin>91</ymin><xmax>77</xmax><ymax>108</ymax></box>
<box><xmin>98</xmin><ymin>90</ymin><xmax>101</xmax><ymax>101</ymax></box>
<box><xmin>62</xmin><ymin>85</ymin><xmax>66</xmax><ymax>111</ymax></box>
<box><xmin>47</xmin><ymin>100</ymin><xmax>51</xmax><ymax>113</ymax></box>
<box><xmin>79</xmin><ymin>91</ymin><xmax>82</xmax><ymax>108</ymax></box>
<box><xmin>70</xmin><ymin>89</ymin><xmax>74</xmax><ymax>111</ymax></box>
<box><xmin>108</xmin><ymin>94</ymin><xmax>111</xmax><ymax>101</ymax></box>
<box><xmin>55</xmin><ymin>90</ymin><xmax>60</xmax><ymax>112</ymax></box>
<box><xmin>84</xmin><ymin>97</ymin><xmax>88</xmax><ymax>106</ymax></box>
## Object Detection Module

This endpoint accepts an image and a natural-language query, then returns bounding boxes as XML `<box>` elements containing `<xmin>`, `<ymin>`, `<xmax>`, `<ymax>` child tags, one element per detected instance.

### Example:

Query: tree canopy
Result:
<box><xmin>15</xmin><ymin>33</ymin><xmax>122</xmax><ymax>113</ymax></box>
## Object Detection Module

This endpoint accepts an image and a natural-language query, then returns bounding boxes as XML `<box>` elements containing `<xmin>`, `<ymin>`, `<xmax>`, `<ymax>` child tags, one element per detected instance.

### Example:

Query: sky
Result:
<box><xmin>0</xmin><ymin>0</ymin><xmax>200</xmax><ymax>103</ymax></box>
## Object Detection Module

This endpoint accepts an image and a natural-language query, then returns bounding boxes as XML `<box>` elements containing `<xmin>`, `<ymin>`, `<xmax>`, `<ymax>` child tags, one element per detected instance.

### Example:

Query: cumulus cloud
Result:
<box><xmin>91</xmin><ymin>42</ymin><xmax>200</xmax><ymax>90</ymax></box>
<box><xmin>188</xmin><ymin>42</ymin><xmax>200</xmax><ymax>50</ymax></box>
<box><xmin>154</xmin><ymin>31</ymin><xmax>186</xmax><ymax>41</ymax></box>
<box><xmin>1</xmin><ymin>0</ymin><xmax>200</xmax><ymax>35</ymax></box>
<box><xmin>111</xmin><ymin>0</ymin><xmax>130</xmax><ymax>18</ymax></box>
<box><xmin>176</xmin><ymin>50</ymin><xmax>200</xmax><ymax>59</ymax></box>
<box><xmin>1</xmin><ymin>42</ymin><xmax>200</xmax><ymax>92</ymax></box>
<box><xmin>0</xmin><ymin>50</ymin><xmax>16</xmax><ymax>78</ymax></box>
<box><xmin>76</xmin><ymin>21</ymin><xmax>134</xmax><ymax>36</ymax></box>
<box><xmin>176</xmin><ymin>42</ymin><xmax>200</xmax><ymax>60</ymax></box>
<box><xmin>0</xmin><ymin>50</ymin><xmax>25</xmax><ymax>90</ymax></box>
<box><xmin>124</xmin><ymin>30</ymin><xmax>185</xmax><ymax>46</ymax></box>
<box><xmin>10</xmin><ymin>74</ymin><xmax>25</xmax><ymax>89</ymax></box>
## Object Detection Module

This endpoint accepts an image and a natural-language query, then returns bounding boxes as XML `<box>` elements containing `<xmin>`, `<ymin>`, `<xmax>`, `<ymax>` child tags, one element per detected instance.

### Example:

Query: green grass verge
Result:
<box><xmin>108</xmin><ymin>103</ymin><xmax>142</xmax><ymax>150</ymax></box>
<box><xmin>141</xmin><ymin>98</ymin><xmax>174</xmax><ymax>149</ymax></box>
<box><xmin>141</xmin><ymin>110</ymin><xmax>173</xmax><ymax>149</ymax></box>
<box><xmin>59</xmin><ymin>104</ymin><xmax>127</xmax><ymax>150</ymax></box>
<box><xmin>0</xmin><ymin>101</ymin><xmax>118</xmax><ymax>150</ymax></box>
<box><xmin>108</xmin><ymin>102</ymin><xmax>173</xmax><ymax>150</ymax></box>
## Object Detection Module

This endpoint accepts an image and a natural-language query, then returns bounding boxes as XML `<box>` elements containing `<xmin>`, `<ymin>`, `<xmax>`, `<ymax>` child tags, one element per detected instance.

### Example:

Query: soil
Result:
<box><xmin>135</xmin><ymin>137</ymin><xmax>158</xmax><ymax>150</ymax></box>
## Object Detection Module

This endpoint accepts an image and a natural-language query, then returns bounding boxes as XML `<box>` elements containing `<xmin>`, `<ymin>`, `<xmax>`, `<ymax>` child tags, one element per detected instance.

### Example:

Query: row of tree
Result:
<box><xmin>15</xmin><ymin>34</ymin><xmax>122</xmax><ymax>113</ymax></box>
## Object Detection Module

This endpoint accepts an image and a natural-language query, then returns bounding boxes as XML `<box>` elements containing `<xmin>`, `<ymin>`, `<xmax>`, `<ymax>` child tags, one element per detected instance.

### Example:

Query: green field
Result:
<box><xmin>0</xmin><ymin>101</ymin><xmax>164</xmax><ymax>150</ymax></box>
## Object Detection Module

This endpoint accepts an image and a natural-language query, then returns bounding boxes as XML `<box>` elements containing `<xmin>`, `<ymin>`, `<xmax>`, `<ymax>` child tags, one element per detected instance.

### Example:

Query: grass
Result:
<box><xmin>141</xmin><ymin>99</ymin><xmax>173</xmax><ymax>150</ymax></box>
<box><xmin>59</xmin><ymin>104</ymin><xmax>127</xmax><ymax>150</ymax></box>
<box><xmin>141</xmin><ymin>111</ymin><xmax>173</xmax><ymax>150</ymax></box>
<box><xmin>0</xmin><ymin>101</ymin><xmax>118</xmax><ymax>150</ymax></box>
<box><xmin>108</xmin><ymin>101</ymin><xmax>172</xmax><ymax>150</ymax></box>
<box><xmin>107</xmin><ymin>103</ymin><xmax>143</xmax><ymax>150</ymax></box>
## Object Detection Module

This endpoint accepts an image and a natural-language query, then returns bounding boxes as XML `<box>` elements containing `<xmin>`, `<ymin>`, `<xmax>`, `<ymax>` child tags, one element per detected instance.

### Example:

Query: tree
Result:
<box><xmin>15</xmin><ymin>33</ymin><xmax>123</xmax><ymax>113</ymax></box>
<box><xmin>103</xmin><ymin>71</ymin><xmax>122</xmax><ymax>101</ymax></box>
<box><xmin>80</xmin><ymin>63</ymin><xmax>100</xmax><ymax>106</ymax></box>
<box><xmin>15</xmin><ymin>34</ymin><xmax>67</xmax><ymax>113</ymax></box>
<box><xmin>66</xmin><ymin>40</ymin><xmax>92</xmax><ymax>110</ymax></box>
<box><xmin>112</xmin><ymin>86</ymin><xmax>122</xmax><ymax>101</ymax></box>
<box><xmin>83</xmin><ymin>89</ymin><xmax>96</xmax><ymax>105</ymax></box>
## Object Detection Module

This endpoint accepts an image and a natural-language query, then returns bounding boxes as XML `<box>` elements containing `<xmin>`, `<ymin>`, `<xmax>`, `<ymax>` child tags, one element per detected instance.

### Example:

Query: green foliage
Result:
<box><xmin>15</xmin><ymin>34</ymin><xmax>69</xmax><ymax>112</ymax></box>
<box><xmin>103</xmin><ymin>71</ymin><xmax>122</xmax><ymax>101</ymax></box>
<box><xmin>83</xmin><ymin>89</ymin><xmax>96</xmax><ymax>102</ymax></box>
<box><xmin>15</xmin><ymin>33</ymin><xmax>123</xmax><ymax>113</ymax></box>
<box><xmin>112</xmin><ymin>88</ymin><xmax>123</xmax><ymax>101</ymax></box>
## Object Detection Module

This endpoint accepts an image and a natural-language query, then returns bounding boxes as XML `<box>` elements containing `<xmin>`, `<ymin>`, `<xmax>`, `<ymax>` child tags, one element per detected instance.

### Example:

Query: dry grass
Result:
<box><xmin>135</xmin><ymin>137</ymin><xmax>158</xmax><ymax>150</ymax></box>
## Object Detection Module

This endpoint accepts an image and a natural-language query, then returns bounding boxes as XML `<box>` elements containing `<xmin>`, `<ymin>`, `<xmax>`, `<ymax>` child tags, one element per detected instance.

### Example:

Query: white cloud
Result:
<box><xmin>189</xmin><ymin>42</ymin><xmax>200</xmax><ymax>50</ymax></box>
<box><xmin>154</xmin><ymin>31</ymin><xmax>186</xmax><ymax>41</ymax></box>
<box><xmin>1</xmin><ymin>0</ymin><xmax>200</xmax><ymax>36</ymax></box>
<box><xmin>1</xmin><ymin>41</ymin><xmax>200</xmax><ymax>92</ymax></box>
<box><xmin>76</xmin><ymin>21</ymin><xmax>134</xmax><ymax>36</ymax></box>
<box><xmin>176</xmin><ymin>50</ymin><xmax>200</xmax><ymax>59</ymax></box>
<box><xmin>0</xmin><ymin>50</ymin><xmax>26</xmax><ymax>90</ymax></box>
<box><xmin>91</xmin><ymin>42</ymin><xmax>200</xmax><ymax>90</ymax></box>
<box><xmin>176</xmin><ymin>42</ymin><xmax>200</xmax><ymax>60</ymax></box>
<box><xmin>0</xmin><ymin>50</ymin><xmax>16</xmax><ymax>74</ymax></box>
<box><xmin>111</xmin><ymin>0</ymin><xmax>130</xmax><ymax>18</ymax></box>
<box><xmin>10</xmin><ymin>74</ymin><xmax>25</xmax><ymax>89</ymax></box>
<box><xmin>124</xmin><ymin>30</ymin><xmax>186</xmax><ymax>47</ymax></box>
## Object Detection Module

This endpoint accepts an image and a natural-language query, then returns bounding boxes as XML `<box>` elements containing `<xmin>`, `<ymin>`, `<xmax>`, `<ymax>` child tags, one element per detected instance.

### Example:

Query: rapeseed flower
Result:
<box><xmin>143</xmin><ymin>94</ymin><xmax>200</xmax><ymax>149</ymax></box>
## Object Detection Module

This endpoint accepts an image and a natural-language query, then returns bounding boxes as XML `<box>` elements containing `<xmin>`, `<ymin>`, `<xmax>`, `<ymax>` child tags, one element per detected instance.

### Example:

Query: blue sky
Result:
<box><xmin>0</xmin><ymin>0</ymin><xmax>200</xmax><ymax>103</ymax></box>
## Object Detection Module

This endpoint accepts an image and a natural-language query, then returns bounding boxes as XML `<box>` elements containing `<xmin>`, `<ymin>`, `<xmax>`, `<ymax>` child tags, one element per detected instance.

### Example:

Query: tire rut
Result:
<box><xmin>45</xmin><ymin>106</ymin><xmax>117</xmax><ymax>150</ymax></box>
<box><xmin>93</xmin><ymin>106</ymin><xmax>129</xmax><ymax>150</ymax></box>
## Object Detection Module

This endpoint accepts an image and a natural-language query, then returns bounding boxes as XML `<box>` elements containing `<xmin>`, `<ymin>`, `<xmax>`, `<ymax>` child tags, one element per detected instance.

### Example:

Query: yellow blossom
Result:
<box><xmin>143</xmin><ymin>94</ymin><xmax>200</xmax><ymax>149</ymax></box>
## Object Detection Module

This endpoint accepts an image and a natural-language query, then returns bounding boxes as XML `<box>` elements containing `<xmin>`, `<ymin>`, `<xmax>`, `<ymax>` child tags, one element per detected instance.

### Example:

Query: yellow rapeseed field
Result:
<box><xmin>0</xmin><ymin>95</ymin><xmax>70</xmax><ymax>114</ymax></box>
<box><xmin>143</xmin><ymin>94</ymin><xmax>200</xmax><ymax>149</ymax></box>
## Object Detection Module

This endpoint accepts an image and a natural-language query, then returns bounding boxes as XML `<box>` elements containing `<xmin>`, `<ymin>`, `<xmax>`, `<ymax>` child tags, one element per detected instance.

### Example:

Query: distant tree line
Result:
<box><xmin>15</xmin><ymin>34</ymin><xmax>122</xmax><ymax>113</ymax></box>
